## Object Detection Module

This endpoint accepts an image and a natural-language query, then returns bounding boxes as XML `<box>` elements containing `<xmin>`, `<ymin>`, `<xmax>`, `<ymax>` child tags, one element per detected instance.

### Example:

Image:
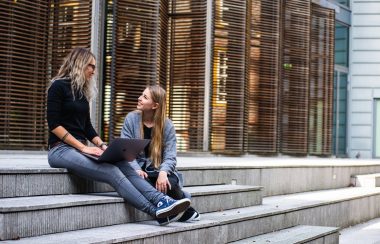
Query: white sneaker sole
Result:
<box><xmin>158</xmin><ymin>211</ymin><xmax>185</xmax><ymax>226</ymax></box>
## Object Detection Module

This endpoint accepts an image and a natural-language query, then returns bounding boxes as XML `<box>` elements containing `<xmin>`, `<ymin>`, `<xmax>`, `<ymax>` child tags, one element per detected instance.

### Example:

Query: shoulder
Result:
<box><xmin>125</xmin><ymin>110</ymin><xmax>142</xmax><ymax>122</ymax></box>
<box><xmin>49</xmin><ymin>78</ymin><xmax>71</xmax><ymax>90</ymax></box>
<box><xmin>164</xmin><ymin>118</ymin><xmax>175</xmax><ymax>132</ymax></box>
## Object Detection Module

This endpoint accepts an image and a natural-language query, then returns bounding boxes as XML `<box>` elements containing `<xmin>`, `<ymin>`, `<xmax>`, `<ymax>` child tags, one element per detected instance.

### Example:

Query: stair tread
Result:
<box><xmin>0</xmin><ymin>184</ymin><xmax>261</xmax><ymax>212</ymax></box>
<box><xmin>352</xmin><ymin>173</ymin><xmax>380</xmax><ymax>178</ymax></box>
<box><xmin>230</xmin><ymin>225</ymin><xmax>339</xmax><ymax>243</ymax></box>
<box><xmin>7</xmin><ymin>187</ymin><xmax>379</xmax><ymax>244</ymax></box>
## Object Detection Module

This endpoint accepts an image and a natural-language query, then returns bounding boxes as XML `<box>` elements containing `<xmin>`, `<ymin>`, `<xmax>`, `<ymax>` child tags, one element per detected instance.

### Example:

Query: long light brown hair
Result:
<box><xmin>51</xmin><ymin>47</ymin><xmax>96</xmax><ymax>101</ymax></box>
<box><xmin>140</xmin><ymin>85</ymin><xmax>166</xmax><ymax>168</ymax></box>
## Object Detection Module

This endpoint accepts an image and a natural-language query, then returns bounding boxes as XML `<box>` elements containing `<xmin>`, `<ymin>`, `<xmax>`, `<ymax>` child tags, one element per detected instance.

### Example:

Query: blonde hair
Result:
<box><xmin>51</xmin><ymin>47</ymin><xmax>96</xmax><ymax>101</ymax></box>
<box><xmin>141</xmin><ymin>85</ymin><xmax>166</xmax><ymax>168</ymax></box>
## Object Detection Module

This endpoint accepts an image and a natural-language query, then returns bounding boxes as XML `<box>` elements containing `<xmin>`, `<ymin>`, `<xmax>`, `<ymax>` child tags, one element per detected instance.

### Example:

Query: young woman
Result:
<box><xmin>47</xmin><ymin>48</ymin><xmax>190</xmax><ymax>226</ymax></box>
<box><xmin>121</xmin><ymin>85</ymin><xmax>200</xmax><ymax>223</ymax></box>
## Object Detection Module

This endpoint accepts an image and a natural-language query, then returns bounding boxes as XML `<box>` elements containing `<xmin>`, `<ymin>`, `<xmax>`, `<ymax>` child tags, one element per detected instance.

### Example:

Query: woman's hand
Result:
<box><xmin>156</xmin><ymin>171</ymin><xmax>171</xmax><ymax>194</ymax></box>
<box><xmin>136</xmin><ymin>170</ymin><xmax>148</xmax><ymax>178</ymax></box>
<box><xmin>100</xmin><ymin>144</ymin><xmax>108</xmax><ymax>151</ymax></box>
<box><xmin>81</xmin><ymin>146</ymin><xmax>104</xmax><ymax>156</ymax></box>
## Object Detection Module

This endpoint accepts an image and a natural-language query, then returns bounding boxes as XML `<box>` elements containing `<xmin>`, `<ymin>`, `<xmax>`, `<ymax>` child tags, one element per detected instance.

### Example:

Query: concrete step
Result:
<box><xmin>229</xmin><ymin>225</ymin><xmax>339</xmax><ymax>244</ymax></box>
<box><xmin>0</xmin><ymin>184</ymin><xmax>262</xmax><ymax>240</ymax></box>
<box><xmin>3</xmin><ymin>155</ymin><xmax>380</xmax><ymax>197</ymax></box>
<box><xmin>351</xmin><ymin>173</ymin><xmax>380</xmax><ymax>187</ymax></box>
<box><xmin>4</xmin><ymin>187</ymin><xmax>380</xmax><ymax>243</ymax></box>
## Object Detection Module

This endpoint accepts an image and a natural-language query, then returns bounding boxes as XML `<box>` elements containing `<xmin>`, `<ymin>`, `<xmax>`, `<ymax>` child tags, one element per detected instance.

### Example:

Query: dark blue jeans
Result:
<box><xmin>48</xmin><ymin>143</ymin><xmax>165</xmax><ymax>216</ymax></box>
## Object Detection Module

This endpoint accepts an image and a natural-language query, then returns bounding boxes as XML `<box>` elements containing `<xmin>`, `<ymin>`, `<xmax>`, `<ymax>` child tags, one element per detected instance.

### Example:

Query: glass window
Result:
<box><xmin>334</xmin><ymin>22</ymin><xmax>349</xmax><ymax>67</ymax></box>
<box><xmin>337</xmin><ymin>0</ymin><xmax>349</xmax><ymax>8</ymax></box>
<box><xmin>333</xmin><ymin>71</ymin><xmax>348</xmax><ymax>156</ymax></box>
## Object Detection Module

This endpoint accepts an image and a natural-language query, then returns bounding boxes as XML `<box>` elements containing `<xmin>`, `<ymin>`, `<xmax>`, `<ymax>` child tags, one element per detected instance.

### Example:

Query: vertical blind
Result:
<box><xmin>247</xmin><ymin>0</ymin><xmax>281</xmax><ymax>154</ymax></box>
<box><xmin>0</xmin><ymin>1</ymin><xmax>49</xmax><ymax>149</ymax></box>
<box><xmin>0</xmin><ymin>0</ymin><xmax>92</xmax><ymax>150</ymax></box>
<box><xmin>308</xmin><ymin>4</ymin><xmax>335</xmax><ymax>155</ymax></box>
<box><xmin>211</xmin><ymin>0</ymin><xmax>249</xmax><ymax>154</ymax></box>
<box><xmin>167</xmin><ymin>0</ymin><xmax>207</xmax><ymax>152</ymax></box>
<box><xmin>279</xmin><ymin>0</ymin><xmax>311</xmax><ymax>154</ymax></box>
<box><xmin>49</xmin><ymin>1</ymin><xmax>92</xmax><ymax>79</ymax></box>
<box><xmin>104</xmin><ymin>0</ymin><xmax>167</xmax><ymax>141</ymax></box>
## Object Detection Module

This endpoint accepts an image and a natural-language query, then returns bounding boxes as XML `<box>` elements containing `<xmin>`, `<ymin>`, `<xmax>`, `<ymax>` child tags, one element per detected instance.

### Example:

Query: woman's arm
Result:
<box><xmin>121</xmin><ymin>113</ymin><xmax>143</xmax><ymax>170</ymax></box>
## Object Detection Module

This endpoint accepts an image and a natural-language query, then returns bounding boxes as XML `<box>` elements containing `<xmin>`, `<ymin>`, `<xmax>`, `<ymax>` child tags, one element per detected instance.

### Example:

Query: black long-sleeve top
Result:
<box><xmin>47</xmin><ymin>78</ymin><xmax>98</xmax><ymax>147</ymax></box>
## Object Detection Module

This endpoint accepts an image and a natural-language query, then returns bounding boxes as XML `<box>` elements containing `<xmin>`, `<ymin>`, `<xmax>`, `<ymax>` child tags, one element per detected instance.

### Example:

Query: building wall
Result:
<box><xmin>350</xmin><ymin>0</ymin><xmax>380</xmax><ymax>158</ymax></box>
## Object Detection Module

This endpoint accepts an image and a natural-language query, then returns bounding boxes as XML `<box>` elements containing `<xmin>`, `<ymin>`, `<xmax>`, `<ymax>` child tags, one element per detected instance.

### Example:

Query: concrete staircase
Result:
<box><xmin>1</xmin><ymin>156</ymin><xmax>380</xmax><ymax>243</ymax></box>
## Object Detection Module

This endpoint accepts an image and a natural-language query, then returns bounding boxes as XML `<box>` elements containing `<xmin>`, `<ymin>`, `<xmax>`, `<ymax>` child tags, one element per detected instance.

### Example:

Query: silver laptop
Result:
<box><xmin>82</xmin><ymin>138</ymin><xmax>150</xmax><ymax>163</ymax></box>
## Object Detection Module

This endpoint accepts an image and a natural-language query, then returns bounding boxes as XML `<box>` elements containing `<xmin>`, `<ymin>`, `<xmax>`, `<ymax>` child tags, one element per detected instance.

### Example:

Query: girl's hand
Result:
<box><xmin>81</xmin><ymin>146</ymin><xmax>104</xmax><ymax>156</ymax></box>
<box><xmin>136</xmin><ymin>170</ymin><xmax>148</xmax><ymax>178</ymax></box>
<box><xmin>156</xmin><ymin>171</ymin><xmax>171</xmax><ymax>194</ymax></box>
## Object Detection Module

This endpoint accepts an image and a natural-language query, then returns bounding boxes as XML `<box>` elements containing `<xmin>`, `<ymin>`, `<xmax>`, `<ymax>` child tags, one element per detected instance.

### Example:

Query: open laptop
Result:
<box><xmin>82</xmin><ymin>138</ymin><xmax>150</xmax><ymax>163</ymax></box>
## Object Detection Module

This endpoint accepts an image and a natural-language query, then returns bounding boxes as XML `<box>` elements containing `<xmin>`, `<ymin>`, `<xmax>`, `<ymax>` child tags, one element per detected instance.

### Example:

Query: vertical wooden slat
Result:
<box><xmin>167</xmin><ymin>0</ymin><xmax>207</xmax><ymax>152</ymax></box>
<box><xmin>210</xmin><ymin>0</ymin><xmax>249</xmax><ymax>154</ymax></box>
<box><xmin>279</xmin><ymin>0</ymin><xmax>311</xmax><ymax>155</ymax></box>
<box><xmin>247</xmin><ymin>0</ymin><xmax>281</xmax><ymax>154</ymax></box>
<box><xmin>309</xmin><ymin>3</ymin><xmax>335</xmax><ymax>155</ymax></box>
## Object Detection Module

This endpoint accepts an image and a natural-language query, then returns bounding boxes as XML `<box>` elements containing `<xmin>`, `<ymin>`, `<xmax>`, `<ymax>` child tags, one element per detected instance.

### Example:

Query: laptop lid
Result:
<box><xmin>83</xmin><ymin>138</ymin><xmax>150</xmax><ymax>163</ymax></box>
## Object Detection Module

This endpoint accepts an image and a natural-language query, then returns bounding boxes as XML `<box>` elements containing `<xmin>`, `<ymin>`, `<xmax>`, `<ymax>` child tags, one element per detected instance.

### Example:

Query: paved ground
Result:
<box><xmin>1</xmin><ymin>151</ymin><xmax>380</xmax><ymax>243</ymax></box>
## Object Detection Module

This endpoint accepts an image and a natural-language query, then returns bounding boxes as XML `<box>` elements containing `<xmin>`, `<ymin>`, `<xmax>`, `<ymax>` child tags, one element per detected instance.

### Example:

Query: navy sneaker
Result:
<box><xmin>156</xmin><ymin>196</ymin><xmax>190</xmax><ymax>218</ymax></box>
<box><xmin>157</xmin><ymin>211</ymin><xmax>185</xmax><ymax>226</ymax></box>
<box><xmin>178</xmin><ymin>207</ymin><xmax>201</xmax><ymax>222</ymax></box>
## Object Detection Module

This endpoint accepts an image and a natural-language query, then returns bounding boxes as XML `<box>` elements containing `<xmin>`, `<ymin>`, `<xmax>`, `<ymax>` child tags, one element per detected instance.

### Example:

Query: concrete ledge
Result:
<box><xmin>230</xmin><ymin>225</ymin><xmax>340</xmax><ymax>244</ymax></box>
<box><xmin>4</xmin><ymin>164</ymin><xmax>380</xmax><ymax>198</ymax></box>
<box><xmin>6</xmin><ymin>187</ymin><xmax>380</xmax><ymax>243</ymax></box>
<box><xmin>3</xmin><ymin>156</ymin><xmax>380</xmax><ymax>198</ymax></box>
<box><xmin>351</xmin><ymin>173</ymin><xmax>380</xmax><ymax>187</ymax></box>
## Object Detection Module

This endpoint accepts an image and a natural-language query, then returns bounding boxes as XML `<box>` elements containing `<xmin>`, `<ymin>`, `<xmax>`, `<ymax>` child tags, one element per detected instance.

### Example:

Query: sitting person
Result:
<box><xmin>121</xmin><ymin>84</ymin><xmax>200</xmax><ymax>225</ymax></box>
<box><xmin>47</xmin><ymin>48</ymin><xmax>190</xmax><ymax>226</ymax></box>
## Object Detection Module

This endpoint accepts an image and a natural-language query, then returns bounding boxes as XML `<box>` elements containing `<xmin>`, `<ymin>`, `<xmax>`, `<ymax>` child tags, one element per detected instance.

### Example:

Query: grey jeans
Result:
<box><xmin>48</xmin><ymin>143</ymin><xmax>165</xmax><ymax>216</ymax></box>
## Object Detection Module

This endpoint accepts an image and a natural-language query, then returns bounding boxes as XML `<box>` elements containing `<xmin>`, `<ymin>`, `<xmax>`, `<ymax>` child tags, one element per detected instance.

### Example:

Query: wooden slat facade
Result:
<box><xmin>210</xmin><ymin>0</ymin><xmax>249</xmax><ymax>154</ymax></box>
<box><xmin>167</xmin><ymin>0</ymin><xmax>207</xmax><ymax>152</ymax></box>
<box><xmin>309</xmin><ymin>4</ymin><xmax>335</xmax><ymax>155</ymax></box>
<box><xmin>0</xmin><ymin>1</ymin><xmax>48</xmax><ymax>149</ymax></box>
<box><xmin>1</xmin><ymin>0</ymin><xmax>336</xmax><ymax>156</ymax></box>
<box><xmin>279</xmin><ymin>0</ymin><xmax>311</xmax><ymax>155</ymax></box>
<box><xmin>247</xmin><ymin>0</ymin><xmax>281</xmax><ymax>154</ymax></box>
<box><xmin>104</xmin><ymin>0</ymin><xmax>167</xmax><ymax>140</ymax></box>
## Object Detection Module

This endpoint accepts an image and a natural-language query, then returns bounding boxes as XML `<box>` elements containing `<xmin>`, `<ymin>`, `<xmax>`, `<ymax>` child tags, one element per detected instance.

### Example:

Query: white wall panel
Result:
<box><xmin>350</xmin><ymin>125</ymin><xmax>373</xmax><ymax>137</ymax></box>
<box><xmin>350</xmin><ymin>137</ymin><xmax>372</xmax><ymax>150</ymax></box>
<box><xmin>351</xmin><ymin>100</ymin><xmax>373</xmax><ymax>112</ymax></box>
<box><xmin>351</xmin><ymin>88</ymin><xmax>372</xmax><ymax>100</ymax></box>
<box><xmin>350</xmin><ymin>0</ymin><xmax>380</xmax><ymax>158</ymax></box>
<box><xmin>351</xmin><ymin>76</ymin><xmax>380</xmax><ymax>86</ymax></box>
<box><xmin>353</xmin><ymin>27</ymin><xmax>380</xmax><ymax>38</ymax></box>
<box><xmin>353</xmin><ymin>2</ymin><xmax>380</xmax><ymax>14</ymax></box>
<box><xmin>350</xmin><ymin>113</ymin><xmax>372</xmax><ymax>125</ymax></box>
<box><xmin>352</xmin><ymin>51</ymin><xmax>380</xmax><ymax>62</ymax></box>
<box><xmin>353</xmin><ymin>14</ymin><xmax>380</xmax><ymax>26</ymax></box>
<box><xmin>353</xmin><ymin>39</ymin><xmax>380</xmax><ymax>50</ymax></box>
<box><xmin>351</xmin><ymin>63</ymin><xmax>380</xmax><ymax>75</ymax></box>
